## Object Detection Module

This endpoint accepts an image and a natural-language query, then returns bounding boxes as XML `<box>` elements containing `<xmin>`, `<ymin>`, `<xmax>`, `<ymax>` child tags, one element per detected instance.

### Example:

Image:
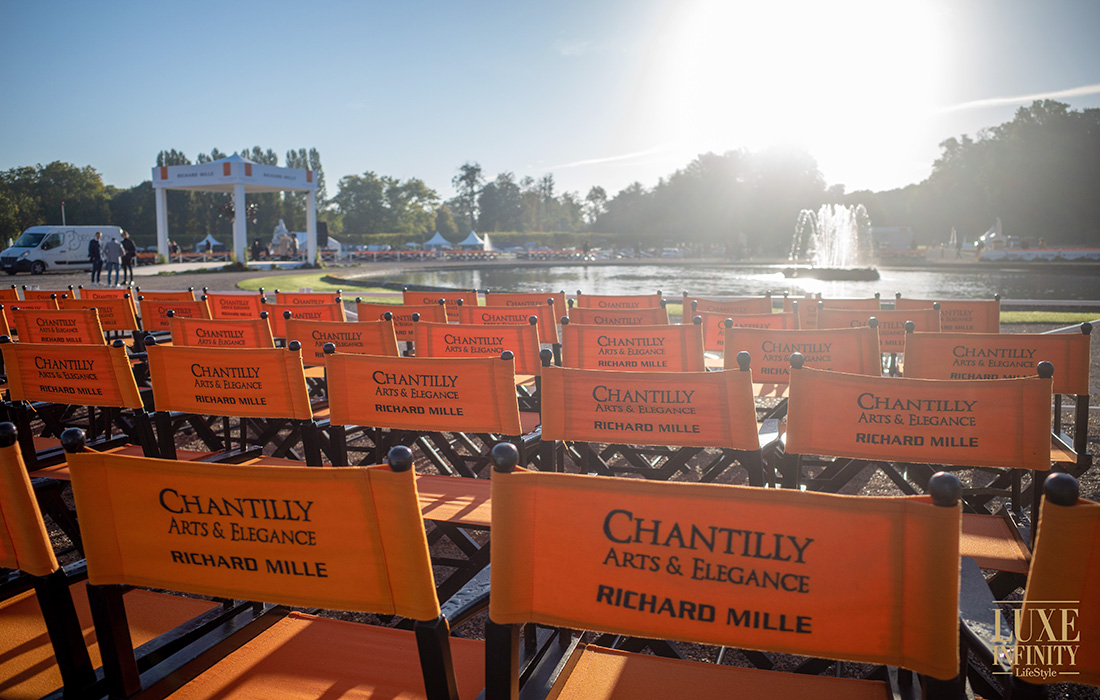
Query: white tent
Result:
<box><xmin>457</xmin><ymin>230</ymin><xmax>486</xmax><ymax>249</ymax></box>
<box><xmin>194</xmin><ymin>233</ymin><xmax>224</xmax><ymax>252</ymax></box>
<box><xmin>424</xmin><ymin>231</ymin><xmax>453</xmax><ymax>249</ymax></box>
<box><xmin>151</xmin><ymin>153</ymin><xmax>319</xmax><ymax>264</ymax></box>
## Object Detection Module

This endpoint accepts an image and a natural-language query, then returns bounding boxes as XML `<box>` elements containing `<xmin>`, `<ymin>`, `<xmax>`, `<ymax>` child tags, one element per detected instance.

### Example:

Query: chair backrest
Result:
<box><xmin>895</xmin><ymin>295</ymin><xmax>1000</xmax><ymax>333</ymax></box>
<box><xmin>1014</xmin><ymin>474</ymin><xmax>1099</xmax><ymax>685</ymax></box>
<box><xmin>325</xmin><ymin>351</ymin><xmax>522</xmax><ymax>435</ymax></box>
<box><xmin>488</xmin><ymin>446</ymin><xmax>962</xmax><ymax>680</ymax></box>
<box><xmin>273</xmin><ymin>290</ymin><xmax>342</xmax><ymax>305</ymax></box>
<box><xmin>697</xmin><ymin>310</ymin><xmax>798</xmax><ymax>353</ymax></box>
<box><xmin>139</xmin><ymin>296</ymin><xmax>211</xmax><ymax>331</ymax></box>
<box><xmin>721</xmin><ymin>326</ymin><xmax>880</xmax><ymax>382</ymax></box>
<box><xmin>146</xmin><ymin>343</ymin><xmax>313</xmax><ymax>420</ymax></box>
<box><xmin>573</xmin><ymin>291</ymin><xmax>662</xmax><ymax>309</ymax></box>
<box><xmin>285</xmin><ymin>317</ymin><xmax>399</xmax><ymax>365</ymax></box>
<box><xmin>684</xmin><ymin>293</ymin><xmax>772</xmax><ymax>316</ymax></box>
<box><xmin>168</xmin><ymin>315</ymin><xmax>276</xmax><ymax>349</ymax></box>
<box><xmin>567</xmin><ymin>305</ymin><xmax>669</xmax><ymax>326</ymax></box>
<box><xmin>10</xmin><ymin>297</ymin><xmax>60</xmax><ymax>311</ymax></box>
<box><xmin>22</xmin><ymin>288</ymin><xmax>73</xmax><ymax>301</ymax></box>
<box><xmin>459</xmin><ymin>299</ymin><xmax>560</xmax><ymax>344</ymax></box>
<box><xmin>205</xmin><ymin>291</ymin><xmax>265</xmax><ymax>319</ymax></box>
<box><xmin>12</xmin><ymin>308</ymin><xmax>106</xmax><ymax>345</ymax></box>
<box><xmin>0</xmin><ymin>286</ymin><xmax>19</xmax><ymax>302</ymax></box>
<box><xmin>135</xmin><ymin>289</ymin><xmax>196</xmax><ymax>302</ymax></box>
<box><xmin>357</xmin><ymin>301</ymin><xmax>448</xmax><ymax>342</ymax></box>
<box><xmin>265</xmin><ymin>301</ymin><xmax>346</xmax><ymax>338</ymax></box>
<box><xmin>786</xmin><ymin>363</ymin><xmax>1053</xmax><ymax>471</ymax></box>
<box><xmin>59</xmin><ymin>294</ymin><xmax>140</xmax><ymax>332</ymax></box>
<box><xmin>402</xmin><ymin>288</ymin><xmax>477</xmax><ymax>317</ymax></box>
<box><xmin>1</xmin><ymin>340</ymin><xmax>144</xmax><ymax>409</ymax></box>
<box><xmin>484</xmin><ymin>290</ymin><xmax>567</xmax><ymax>344</ymax></box>
<box><xmin>540</xmin><ymin>365</ymin><xmax>760</xmax><ymax>450</ymax></box>
<box><xmin>414</xmin><ymin>320</ymin><xmax>542</xmax><ymax>376</ymax></box>
<box><xmin>783</xmin><ymin>295</ymin><xmax>880</xmax><ymax>330</ymax></box>
<box><xmin>560</xmin><ymin>320</ymin><xmax>704</xmax><ymax>372</ymax></box>
<box><xmin>817</xmin><ymin>306</ymin><xmax>940</xmax><ymax>353</ymax></box>
<box><xmin>0</xmin><ymin>426</ymin><xmax>59</xmax><ymax>577</ymax></box>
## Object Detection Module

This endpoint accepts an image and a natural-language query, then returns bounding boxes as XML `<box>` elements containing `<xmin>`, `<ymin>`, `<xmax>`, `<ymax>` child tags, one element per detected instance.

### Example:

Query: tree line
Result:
<box><xmin>0</xmin><ymin>100</ymin><xmax>1096</xmax><ymax>253</ymax></box>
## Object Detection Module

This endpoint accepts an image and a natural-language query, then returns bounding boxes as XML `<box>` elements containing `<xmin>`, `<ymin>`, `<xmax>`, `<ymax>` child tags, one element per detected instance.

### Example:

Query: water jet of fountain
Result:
<box><xmin>785</xmin><ymin>204</ymin><xmax>878</xmax><ymax>280</ymax></box>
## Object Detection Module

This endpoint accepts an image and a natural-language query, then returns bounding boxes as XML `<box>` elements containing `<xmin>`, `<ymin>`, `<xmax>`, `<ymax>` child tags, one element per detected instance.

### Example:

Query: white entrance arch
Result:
<box><xmin>151</xmin><ymin>153</ymin><xmax>318</xmax><ymax>264</ymax></box>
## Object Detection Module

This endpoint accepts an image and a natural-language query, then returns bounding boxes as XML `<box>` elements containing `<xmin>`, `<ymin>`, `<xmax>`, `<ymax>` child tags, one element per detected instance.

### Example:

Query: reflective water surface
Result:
<box><xmin>389</xmin><ymin>263</ymin><xmax>1100</xmax><ymax>301</ymax></box>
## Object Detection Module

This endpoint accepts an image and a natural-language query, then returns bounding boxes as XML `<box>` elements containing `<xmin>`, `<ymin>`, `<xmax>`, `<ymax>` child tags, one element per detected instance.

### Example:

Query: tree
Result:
<box><xmin>334</xmin><ymin>172</ymin><xmax>394</xmax><ymax>235</ymax></box>
<box><xmin>584</xmin><ymin>186</ymin><xmax>607</xmax><ymax>226</ymax></box>
<box><xmin>478</xmin><ymin>172</ymin><xmax>524</xmax><ymax>231</ymax></box>
<box><xmin>435</xmin><ymin>205</ymin><xmax>458</xmax><ymax>236</ymax></box>
<box><xmin>386</xmin><ymin>178</ymin><xmax>439</xmax><ymax>235</ymax></box>
<box><xmin>451</xmin><ymin>162</ymin><xmax>483</xmax><ymax>231</ymax></box>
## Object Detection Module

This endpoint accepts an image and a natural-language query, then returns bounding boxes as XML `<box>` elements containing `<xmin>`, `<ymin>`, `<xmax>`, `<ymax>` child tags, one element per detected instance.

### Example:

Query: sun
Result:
<box><xmin>639</xmin><ymin>0</ymin><xmax>947</xmax><ymax>187</ymax></box>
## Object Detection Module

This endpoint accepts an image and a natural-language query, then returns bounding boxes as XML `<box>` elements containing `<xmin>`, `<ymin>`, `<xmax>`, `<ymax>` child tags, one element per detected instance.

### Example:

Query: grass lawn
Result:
<box><xmin>237</xmin><ymin>272</ymin><xmax>398</xmax><ymax>303</ymax></box>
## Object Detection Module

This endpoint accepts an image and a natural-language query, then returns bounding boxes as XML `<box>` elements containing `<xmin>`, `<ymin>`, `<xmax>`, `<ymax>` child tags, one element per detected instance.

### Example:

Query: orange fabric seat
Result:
<box><xmin>959</xmin><ymin>513</ymin><xmax>1030</xmax><ymax>574</ymax></box>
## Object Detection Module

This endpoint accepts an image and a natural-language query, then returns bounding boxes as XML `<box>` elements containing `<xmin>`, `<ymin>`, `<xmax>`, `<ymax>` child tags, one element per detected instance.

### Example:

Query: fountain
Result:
<box><xmin>784</xmin><ymin>204</ymin><xmax>879</xmax><ymax>281</ymax></box>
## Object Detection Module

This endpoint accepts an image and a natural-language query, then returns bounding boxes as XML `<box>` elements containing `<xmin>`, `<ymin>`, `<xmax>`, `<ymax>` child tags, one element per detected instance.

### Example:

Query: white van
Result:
<box><xmin>1</xmin><ymin>226</ymin><xmax>125</xmax><ymax>275</ymax></box>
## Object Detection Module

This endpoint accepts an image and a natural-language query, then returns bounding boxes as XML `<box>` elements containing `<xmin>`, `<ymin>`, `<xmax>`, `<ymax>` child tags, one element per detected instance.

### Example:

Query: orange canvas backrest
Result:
<box><xmin>168</xmin><ymin>316</ymin><xmax>276</xmax><ymax>349</ymax></box>
<box><xmin>12</xmin><ymin>308</ymin><xmax>106</xmax><ymax>345</ymax></box>
<box><xmin>413</xmin><ymin>320</ymin><xmax>541</xmax><ymax>376</ymax></box>
<box><xmin>782</xmin><ymin>295</ymin><xmax>880</xmax><ymax>329</ymax></box>
<box><xmin>326</xmin><ymin>352</ymin><xmax>522</xmax><ymax>434</ymax></box>
<box><xmin>135</xmin><ymin>289</ymin><xmax>196</xmax><ymax>302</ymax></box>
<box><xmin>274</xmin><ymin>290</ymin><xmax>342</xmax><ymax>306</ymax></box>
<box><xmin>146</xmin><ymin>344</ymin><xmax>312</xmax><ymax>420</ymax></box>
<box><xmin>356</xmin><ymin>301</ymin><xmax>447</xmax><ymax>342</ymax></box>
<box><xmin>817</xmin><ymin>306</ymin><xmax>940</xmax><ymax>352</ymax></box>
<box><xmin>0</xmin><ymin>286</ymin><xmax>19</xmax><ymax>302</ymax></box>
<box><xmin>206</xmin><ymin>292</ymin><xmax>265</xmax><ymax>319</ymax></box>
<box><xmin>561</xmin><ymin>322</ymin><xmax>704</xmax><ymax>372</ymax></box>
<box><xmin>9</xmin><ymin>298</ymin><xmax>60</xmax><ymax>311</ymax></box>
<box><xmin>59</xmin><ymin>294</ymin><xmax>140</xmax><ymax>331</ymax></box>
<box><xmin>685</xmin><ymin>294</ymin><xmax>772</xmax><ymax>316</ymax></box>
<box><xmin>489</xmin><ymin>465</ymin><xmax>961</xmax><ymax>680</ymax></box>
<box><xmin>697</xmin><ymin>310</ymin><xmax>798</xmax><ymax>353</ymax></box>
<box><xmin>265</xmin><ymin>302</ymin><xmax>346</xmax><ymax>338</ymax></box>
<box><xmin>894</xmin><ymin>296</ymin><xmax>1000</xmax><ymax>334</ymax></box>
<box><xmin>463</xmin><ymin>298</ymin><xmax>560</xmax><ymax>344</ymax></box>
<box><xmin>485</xmin><ymin>290</ymin><xmax>567</xmax><ymax>315</ymax></box>
<box><xmin>540</xmin><ymin>365</ymin><xmax>760</xmax><ymax>450</ymax></box>
<box><xmin>1014</xmin><ymin>481</ymin><xmax>1099</xmax><ymax>685</ymax></box>
<box><xmin>568</xmin><ymin>305</ymin><xmax>669</xmax><ymax>326</ymax></box>
<box><xmin>0</xmin><ymin>341</ymin><xmax>144</xmax><ymax>409</ymax></box>
<box><xmin>0</xmin><ymin>431</ymin><xmax>60</xmax><ymax>577</ymax></box>
<box><xmin>285</xmin><ymin>317</ymin><xmax>399</xmax><ymax>366</ymax></box>
<box><xmin>903</xmin><ymin>329</ymin><xmax>1090</xmax><ymax>396</ymax></box>
<box><xmin>574</xmin><ymin>292</ymin><xmax>663</xmax><ymax>309</ymax></box>
<box><xmin>722</xmin><ymin>326</ymin><xmax>880</xmax><ymax>381</ymax></box>
<box><xmin>67</xmin><ymin>450</ymin><xmax>440</xmax><ymax>619</ymax></box>
<box><xmin>786</xmin><ymin>364</ymin><xmax>1052</xmax><ymax>470</ymax></box>
<box><xmin>402</xmin><ymin>289</ymin><xmax>477</xmax><ymax>317</ymax></box>
<box><xmin>21</xmin><ymin>288</ymin><xmax>73</xmax><ymax>301</ymax></box>
<box><xmin>139</xmin><ymin>297</ymin><xmax>212</xmax><ymax>331</ymax></box>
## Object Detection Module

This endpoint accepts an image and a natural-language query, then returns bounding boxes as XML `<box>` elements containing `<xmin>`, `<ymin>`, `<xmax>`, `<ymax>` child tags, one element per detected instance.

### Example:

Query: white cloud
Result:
<box><xmin>554</xmin><ymin>39</ymin><xmax>593</xmax><ymax>56</ymax></box>
<box><xmin>550</xmin><ymin>145</ymin><xmax>672</xmax><ymax>170</ymax></box>
<box><xmin>940</xmin><ymin>82</ymin><xmax>1100</xmax><ymax>113</ymax></box>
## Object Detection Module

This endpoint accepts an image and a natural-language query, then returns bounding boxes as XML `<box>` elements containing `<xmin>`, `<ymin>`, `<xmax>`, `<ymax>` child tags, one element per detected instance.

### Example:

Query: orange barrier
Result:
<box><xmin>684</xmin><ymin>293</ymin><xmax>772</xmax><ymax>316</ymax></box>
<box><xmin>783</xmin><ymin>295</ymin><xmax>880</xmax><ymax>330</ymax></box>
<box><xmin>1</xmin><ymin>341</ymin><xmax>143</xmax><ymax>409</ymax></box>
<box><xmin>58</xmin><ymin>294</ymin><xmax>139</xmax><ymax>332</ymax></box>
<box><xmin>206</xmin><ymin>291</ymin><xmax>265</xmax><ymax>319</ymax></box>
<box><xmin>402</xmin><ymin>288</ymin><xmax>477</xmax><ymax>317</ymax></box>
<box><xmin>722</xmin><ymin>326</ymin><xmax>881</xmax><ymax>385</ymax></box>
<box><xmin>139</xmin><ymin>297</ymin><xmax>211</xmax><ymax>331</ymax></box>
<box><xmin>357</xmin><ymin>301</ymin><xmax>447</xmax><ymax>342</ymax></box>
<box><xmin>574</xmin><ymin>291</ymin><xmax>663</xmax><ymax>309</ymax></box>
<box><xmin>12</xmin><ymin>308</ymin><xmax>105</xmax><ymax>345</ymax></box>
<box><xmin>264</xmin><ymin>301</ymin><xmax>346</xmax><ymax>338</ymax></box>
<box><xmin>489</xmin><ymin>463</ymin><xmax>961</xmax><ymax>680</ymax></box>
<box><xmin>168</xmin><ymin>316</ymin><xmax>275</xmax><ymax>349</ymax></box>
<box><xmin>274</xmin><ymin>290</ymin><xmax>342</xmax><ymax>306</ymax></box>
<box><xmin>895</xmin><ymin>295</ymin><xmax>1000</xmax><ymax>333</ymax></box>
<box><xmin>134</xmin><ymin>289</ymin><xmax>196</xmax><ymax>302</ymax></box>
<box><xmin>541</xmin><ymin>365</ymin><xmax>759</xmax><ymax>450</ymax></box>
<box><xmin>326</xmin><ymin>352</ymin><xmax>522</xmax><ymax>435</ymax></box>
<box><xmin>461</xmin><ymin>299</ymin><xmax>560</xmax><ymax>344</ymax></box>
<box><xmin>561</xmin><ymin>322</ymin><xmax>704</xmax><ymax>372</ymax></box>
<box><xmin>817</xmin><ymin>306</ymin><xmax>940</xmax><ymax>353</ymax></box>
<box><xmin>697</xmin><ymin>310</ymin><xmax>798</xmax><ymax>353</ymax></box>
<box><xmin>786</xmin><ymin>365</ymin><xmax>1052</xmax><ymax>470</ymax></box>
<box><xmin>414</xmin><ymin>320</ymin><xmax>541</xmax><ymax>376</ymax></box>
<box><xmin>285</xmin><ymin>317</ymin><xmax>399</xmax><ymax>365</ymax></box>
<box><xmin>568</xmin><ymin>305</ymin><xmax>669</xmax><ymax>326</ymax></box>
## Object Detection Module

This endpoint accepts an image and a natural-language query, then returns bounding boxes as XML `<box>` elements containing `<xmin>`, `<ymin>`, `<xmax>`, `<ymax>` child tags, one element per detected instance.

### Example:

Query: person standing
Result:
<box><xmin>89</xmin><ymin>231</ymin><xmax>103</xmax><ymax>284</ymax></box>
<box><xmin>120</xmin><ymin>231</ymin><xmax>137</xmax><ymax>284</ymax></box>
<box><xmin>103</xmin><ymin>235</ymin><xmax>123</xmax><ymax>286</ymax></box>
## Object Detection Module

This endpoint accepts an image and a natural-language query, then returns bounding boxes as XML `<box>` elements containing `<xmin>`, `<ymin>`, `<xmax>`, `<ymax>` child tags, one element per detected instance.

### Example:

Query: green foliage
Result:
<box><xmin>0</xmin><ymin>161</ymin><xmax>112</xmax><ymax>240</ymax></box>
<box><xmin>333</xmin><ymin>172</ymin><xmax>439</xmax><ymax>238</ymax></box>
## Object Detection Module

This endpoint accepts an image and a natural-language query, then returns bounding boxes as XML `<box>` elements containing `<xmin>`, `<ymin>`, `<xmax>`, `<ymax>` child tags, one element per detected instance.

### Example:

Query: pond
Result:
<box><xmin>387</xmin><ymin>263</ymin><xmax>1100</xmax><ymax>301</ymax></box>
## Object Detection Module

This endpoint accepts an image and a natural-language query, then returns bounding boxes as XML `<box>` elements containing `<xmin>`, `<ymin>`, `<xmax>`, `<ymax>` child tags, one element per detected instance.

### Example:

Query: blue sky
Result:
<box><xmin>2</xmin><ymin>0</ymin><xmax>1099</xmax><ymax>202</ymax></box>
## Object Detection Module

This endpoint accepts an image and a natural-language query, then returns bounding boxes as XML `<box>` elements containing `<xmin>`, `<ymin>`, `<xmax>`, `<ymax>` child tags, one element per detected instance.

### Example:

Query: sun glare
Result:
<box><xmin>643</xmin><ymin>0</ymin><xmax>946</xmax><ymax>188</ymax></box>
